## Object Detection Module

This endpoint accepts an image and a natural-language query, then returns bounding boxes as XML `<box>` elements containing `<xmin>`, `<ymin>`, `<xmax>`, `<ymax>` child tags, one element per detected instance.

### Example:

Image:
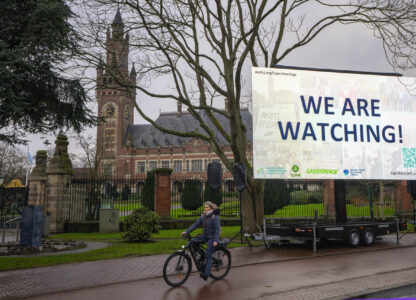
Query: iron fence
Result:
<box><xmin>265</xmin><ymin>180</ymin><xmax>398</xmax><ymax>220</ymax></box>
<box><xmin>345</xmin><ymin>181</ymin><xmax>396</xmax><ymax>218</ymax></box>
<box><xmin>68</xmin><ymin>174</ymin><xmax>401</xmax><ymax>222</ymax></box>
<box><xmin>0</xmin><ymin>186</ymin><xmax>28</xmax><ymax>228</ymax></box>
<box><xmin>264</xmin><ymin>179</ymin><xmax>324</xmax><ymax>219</ymax></box>
<box><xmin>69</xmin><ymin>175</ymin><xmax>146</xmax><ymax>221</ymax></box>
<box><xmin>170</xmin><ymin>175</ymin><xmax>239</xmax><ymax>219</ymax></box>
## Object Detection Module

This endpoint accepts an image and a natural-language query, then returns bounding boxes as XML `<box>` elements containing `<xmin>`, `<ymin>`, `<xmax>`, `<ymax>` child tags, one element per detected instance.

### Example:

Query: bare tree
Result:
<box><xmin>0</xmin><ymin>143</ymin><xmax>27</xmax><ymax>185</ymax></box>
<box><xmin>75</xmin><ymin>0</ymin><xmax>416</xmax><ymax>232</ymax></box>
<box><xmin>71</xmin><ymin>133</ymin><xmax>110</xmax><ymax>219</ymax></box>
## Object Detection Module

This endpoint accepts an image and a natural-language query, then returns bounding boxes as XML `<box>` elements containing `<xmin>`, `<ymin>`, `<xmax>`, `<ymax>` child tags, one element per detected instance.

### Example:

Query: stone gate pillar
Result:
<box><xmin>28</xmin><ymin>151</ymin><xmax>48</xmax><ymax>207</ymax></box>
<box><xmin>45</xmin><ymin>135</ymin><xmax>73</xmax><ymax>233</ymax></box>
<box><xmin>154</xmin><ymin>169</ymin><xmax>172</xmax><ymax>217</ymax></box>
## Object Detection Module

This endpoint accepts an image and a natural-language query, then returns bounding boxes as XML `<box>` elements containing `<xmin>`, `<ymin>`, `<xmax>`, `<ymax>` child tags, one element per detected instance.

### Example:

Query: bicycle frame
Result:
<box><xmin>181</xmin><ymin>235</ymin><xmax>206</xmax><ymax>271</ymax></box>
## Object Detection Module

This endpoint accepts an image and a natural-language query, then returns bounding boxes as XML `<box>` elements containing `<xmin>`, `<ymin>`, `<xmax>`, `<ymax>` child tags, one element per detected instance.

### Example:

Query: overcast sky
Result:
<box><xmin>24</xmin><ymin>10</ymin><xmax>416</xmax><ymax>162</ymax></box>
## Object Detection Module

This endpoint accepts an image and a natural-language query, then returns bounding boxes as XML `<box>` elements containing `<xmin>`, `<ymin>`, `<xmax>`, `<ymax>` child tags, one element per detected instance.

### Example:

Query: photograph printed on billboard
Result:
<box><xmin>252</xmin><ymin>67</ymin><xmax>416</xmax><ymax>180</ymax></box>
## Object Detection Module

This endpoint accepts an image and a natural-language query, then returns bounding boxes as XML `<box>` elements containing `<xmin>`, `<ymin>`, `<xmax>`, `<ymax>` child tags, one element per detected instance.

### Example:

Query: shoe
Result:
<box><xmin>200</xmin><ymin>273</ymin><xmax>208</xmax><ymax>281</ymax></box>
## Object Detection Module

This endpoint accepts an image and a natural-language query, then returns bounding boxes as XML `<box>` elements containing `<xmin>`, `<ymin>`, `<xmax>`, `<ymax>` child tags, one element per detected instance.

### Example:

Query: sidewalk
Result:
<box><xmin>0</xmin><ymin>233</ymin><xmax>415</xmax><ymax>300</ymax></box>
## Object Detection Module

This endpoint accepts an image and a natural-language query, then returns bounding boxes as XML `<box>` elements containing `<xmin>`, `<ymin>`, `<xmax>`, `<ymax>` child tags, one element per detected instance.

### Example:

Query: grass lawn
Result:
<box><xmin>0</xmin><ymin>226</ymin><xmax>246</xmax><ymax>271</ymax></box>
<box><xmin>266</xmin><ymin>204</ymin><xmax>396</xmax><ymax>218</ymax></box>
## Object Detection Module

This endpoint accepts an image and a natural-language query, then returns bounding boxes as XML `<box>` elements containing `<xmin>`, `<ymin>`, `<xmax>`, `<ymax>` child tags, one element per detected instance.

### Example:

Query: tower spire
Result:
<box><xmin>112</xmin><ymin>7</ymin><xmax>124</xmax><ymax>27</ymax></box>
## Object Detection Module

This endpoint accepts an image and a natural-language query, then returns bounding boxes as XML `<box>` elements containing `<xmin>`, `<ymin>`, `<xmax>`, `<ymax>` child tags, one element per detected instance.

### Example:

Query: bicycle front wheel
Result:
<box><xmin>210</xmin><ymin>248</ymin><xmax>231</xmax><ymax>280</ymax></box>
<box><xmin>163</xmin><ymin>252</ymin><xmax>192</xmax><ymax>287</ymax></box>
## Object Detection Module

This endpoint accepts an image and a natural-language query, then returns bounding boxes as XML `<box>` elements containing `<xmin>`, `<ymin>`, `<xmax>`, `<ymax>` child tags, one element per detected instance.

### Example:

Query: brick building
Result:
<box><xmin>96</xmin><ymin>9</ymin><xmax>253</xmax><ymax>188</ymax></box>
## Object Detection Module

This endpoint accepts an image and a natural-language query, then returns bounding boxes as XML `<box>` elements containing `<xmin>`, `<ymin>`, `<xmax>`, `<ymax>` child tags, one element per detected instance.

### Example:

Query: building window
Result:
<box><xmin>161</xmin><ymin>160</ymin><xmax>170</xmax><ymax>168</ymax></box>
<box><xmin>191</xmin><ymin>160</ymin><xmax>202</xmax><ymax>172</ymax></box>
<box><xmin>204</xmin><ymin>159</ymin><xmax>208</xmax><ymax>170</ymax></box>
<box><xmin>149</xmin><ymin>161</ymin><xmax>157</xmax><ymax>171</ymax></box>
<box><xmin>136</xmin><ymin>161</ymin><xmax>145</xmax><ymax>174</ymax></box>
<box><xmin>103</xmin><ymin>162</ymin><xmax>113</xmax><ymax>176</ymax></box>
<box><xmin>173</xmin><ymin>161</ymin><xmax>182</xmax><ymax>173</ymax></box>
<box><xmin>186</xmin><ymin>160</ymin><xmax>189</xmax><ymax>172</ymax></box>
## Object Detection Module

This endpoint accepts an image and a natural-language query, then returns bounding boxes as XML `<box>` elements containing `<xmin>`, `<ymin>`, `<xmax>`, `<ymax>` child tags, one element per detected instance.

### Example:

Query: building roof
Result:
<box><xmin>112</xmin><ymin>8</ymin><xmax>124</xmax><ymax>26</ymax></box>
<box><xmin>126</xmin><ymin>109</ymin><xmax>252</xmax><ymax>148</ymax></box>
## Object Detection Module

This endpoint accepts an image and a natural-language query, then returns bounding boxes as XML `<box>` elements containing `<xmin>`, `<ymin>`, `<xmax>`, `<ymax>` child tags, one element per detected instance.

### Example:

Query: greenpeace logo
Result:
<box><xmin>306</xmin><ymin>169</ymin><xmax>338</xmax><ymax>175</ymax></box>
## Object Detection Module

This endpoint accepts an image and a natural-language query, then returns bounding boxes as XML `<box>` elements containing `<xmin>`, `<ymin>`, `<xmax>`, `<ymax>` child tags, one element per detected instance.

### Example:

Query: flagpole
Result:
<box><xmin>26</xmin><ymin>145</ymin><xmax>30</xmax><ymax>186</ymax></box>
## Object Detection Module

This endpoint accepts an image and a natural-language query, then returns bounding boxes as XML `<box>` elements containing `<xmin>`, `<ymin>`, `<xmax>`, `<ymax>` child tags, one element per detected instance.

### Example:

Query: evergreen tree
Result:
<box><xmin>203</xmin><ymin>182</ymin><xmax>223</xmax><ymax>207</ymax></box>
<box><xmin>181</xmin><ymin>180</ymin><xmax>203</xmax><ymax>211</ymax></box>
<box><xmin>142</xmin><ymin>171</ymin><xmax>155</xmax><ymax>211</ymax></box>
<box><xmin>264</xmin><ymin>180</ymin><xmax>290</xmax><ymax>215</ymax></box>
<box><xmin>0</xmin><ymin>0</ymin><xmax>96</xmax><ymax>144</ymax></box>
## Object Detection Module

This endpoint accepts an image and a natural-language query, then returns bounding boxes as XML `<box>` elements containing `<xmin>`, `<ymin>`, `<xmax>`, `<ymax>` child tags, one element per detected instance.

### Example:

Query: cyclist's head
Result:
<box><xmin>204</xmin><ymin>201</ymin><xmax>217</xmax><ymax>211</ymax></box>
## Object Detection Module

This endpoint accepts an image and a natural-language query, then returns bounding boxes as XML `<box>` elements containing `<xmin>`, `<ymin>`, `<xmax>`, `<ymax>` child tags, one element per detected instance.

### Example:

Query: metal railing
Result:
<box><xmin>170</xmin><ymin>175</ymin><xmax>239</xmax><ymax>219</ymax></box>
<box><xmin>1</xmin><ymin>216</ymin><xmax>21</xmax><ymax>244</ymax></box>
<box><xmin>68</xmin><ymin>175</ymin><xmax>402</xmax><ymax>222</ymax></box>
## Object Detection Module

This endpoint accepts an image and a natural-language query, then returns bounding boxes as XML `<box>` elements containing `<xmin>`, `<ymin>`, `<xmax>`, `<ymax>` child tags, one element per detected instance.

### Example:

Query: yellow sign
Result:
<box><xmin>5</xmin><ymin>179</ymin><xmax>25</xmax><ymax>188</ymax></box>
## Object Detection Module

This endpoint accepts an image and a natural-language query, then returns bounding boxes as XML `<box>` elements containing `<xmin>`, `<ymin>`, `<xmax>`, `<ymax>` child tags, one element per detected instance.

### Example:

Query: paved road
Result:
<box><xmin>26</xmin><ymin>246</ymin><xmax>416</xmax><ymax>300</ymax></box>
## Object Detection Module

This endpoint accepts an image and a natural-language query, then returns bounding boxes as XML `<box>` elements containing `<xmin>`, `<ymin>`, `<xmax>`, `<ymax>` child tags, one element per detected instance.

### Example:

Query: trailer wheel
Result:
<box><xmin>347</xmin><ymin>228</ymin><xmax>361</xmax><ymax>247</ymax></box>
<box><xmin>362</xmin><ymin>228</ymin><xmax>375</xmax><ymax>246</ymax></box>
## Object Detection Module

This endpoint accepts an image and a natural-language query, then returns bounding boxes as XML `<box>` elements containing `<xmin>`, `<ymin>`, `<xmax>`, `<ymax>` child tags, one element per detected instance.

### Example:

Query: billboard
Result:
<box><xmin>252</xmin><ymin>67</ymin><xmax>416</xmax><ymax>180</ymax></box>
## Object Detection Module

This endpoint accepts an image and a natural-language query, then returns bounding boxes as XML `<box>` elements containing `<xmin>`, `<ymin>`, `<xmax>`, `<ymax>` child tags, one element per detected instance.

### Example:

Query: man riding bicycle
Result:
<box><xmin>182</xmin><ymin>201</ymin><xmax>220</xmax><ymax>281</ymax></box>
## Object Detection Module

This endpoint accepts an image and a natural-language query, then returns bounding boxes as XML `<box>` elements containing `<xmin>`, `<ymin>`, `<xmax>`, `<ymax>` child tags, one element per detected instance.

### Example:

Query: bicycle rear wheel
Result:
<box><xmin>163</xmin><ymin>252</ymin><xmax>192</xmax><ymax>287</ymax></box>
<box><xmin>210</xmin><ymin>248</ymin><xmax>231</xmax><ymax>280</ymax></box>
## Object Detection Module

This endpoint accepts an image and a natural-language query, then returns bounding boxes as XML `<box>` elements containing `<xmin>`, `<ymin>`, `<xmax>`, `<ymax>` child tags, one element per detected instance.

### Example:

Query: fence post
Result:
<box><xmin>154</xmin><ymin>168</ymin><xmax>172</xmax><ymax>217</ymax></box>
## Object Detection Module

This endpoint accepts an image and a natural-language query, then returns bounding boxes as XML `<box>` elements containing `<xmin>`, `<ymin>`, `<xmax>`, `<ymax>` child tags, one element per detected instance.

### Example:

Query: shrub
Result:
<box><xmin>105</xmin><ymin>184</ymin><xmax>118</xmax><ymax>198</ymax></box>
<box><xmin>290</xmin><ymin>190</ymin><xmax>323</xmax><ymax>205</ymax></box>
<box><xmin>264</xmin><ymin>180</ymin><xmax>290</xmax><ymax>215</ymax></box>
<box><xmin>181</xmin><ymin>180</ymin><xmax>203</xmax><ymax>210</ymax></box>
<box><xmin>122</xmin><ymin>207</ymin><xmax>161</xmax><ymax>241</ymax></box>
<box><xmin>142</xmin><ymin>171</ymin><xmax>155</xmax><ymax>211</ymax></box>
<box><xmin>203</xmin><ymin>182</ymin><xmax>223</xmax><ymax>206</ymax></box>
<box><xmin>121</xmin><ymin>184</ymin><xmax>131</xmax><ymax>201</ymax></box>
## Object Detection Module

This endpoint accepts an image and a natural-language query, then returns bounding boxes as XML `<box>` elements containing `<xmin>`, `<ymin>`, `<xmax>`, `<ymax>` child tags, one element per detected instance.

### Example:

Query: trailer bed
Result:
<box><xmin>254</xmin><ymin>218</ymin><xmax>408</xmax><ymax>250</ymax></box>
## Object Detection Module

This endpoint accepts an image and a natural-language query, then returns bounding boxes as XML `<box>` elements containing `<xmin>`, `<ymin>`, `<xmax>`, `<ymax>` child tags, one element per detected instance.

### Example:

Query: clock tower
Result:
<box><xmin>96</xmin><ymin>8</ymin><xmax>136</xmax><ymax>174</ymax></box>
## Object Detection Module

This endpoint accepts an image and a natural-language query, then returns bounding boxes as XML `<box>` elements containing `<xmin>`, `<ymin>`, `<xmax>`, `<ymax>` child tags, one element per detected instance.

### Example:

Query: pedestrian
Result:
<box><xmin>181</xmin><ymin>201</ymin><xmax>220</xmax><ymax>281</ymax></box>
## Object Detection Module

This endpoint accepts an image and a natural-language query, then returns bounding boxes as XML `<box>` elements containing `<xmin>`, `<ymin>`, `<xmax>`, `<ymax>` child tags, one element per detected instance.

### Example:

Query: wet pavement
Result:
<box><xmin>25</xmin><ymin>246</ymin><xmax>416</xmax><ymax>300</ymax></box>
<box><xmin>0</xmin><ymin>233</ymin><xmax>415</xmax><ymax>300</ymax></box>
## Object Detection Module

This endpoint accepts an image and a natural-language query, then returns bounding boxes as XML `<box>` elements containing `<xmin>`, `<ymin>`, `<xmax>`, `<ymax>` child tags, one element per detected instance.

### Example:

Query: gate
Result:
<box><xmin>69</xmin><ymin>175</ymin><xmax>146</xmax><ymax>221</ymax></box>
<box><xmin>0</xmin><ymin>186</ymin><xmax>28</xmax><ymax>227</ymax></box>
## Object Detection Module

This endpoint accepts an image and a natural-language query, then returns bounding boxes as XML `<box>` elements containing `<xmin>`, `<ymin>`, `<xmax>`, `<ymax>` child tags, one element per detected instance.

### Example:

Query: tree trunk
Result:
<box><xmin>241</xmin><ymin>177</ymin><xmax>265</xmax><ymax>233</ymax></box>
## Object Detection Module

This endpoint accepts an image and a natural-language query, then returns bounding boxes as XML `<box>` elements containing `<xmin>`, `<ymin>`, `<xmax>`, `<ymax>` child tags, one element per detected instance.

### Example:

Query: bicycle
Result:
<box><xmin>162</xmin><ymin>233</ymin><xmax>232</xmax><ymax>287</ymax></box>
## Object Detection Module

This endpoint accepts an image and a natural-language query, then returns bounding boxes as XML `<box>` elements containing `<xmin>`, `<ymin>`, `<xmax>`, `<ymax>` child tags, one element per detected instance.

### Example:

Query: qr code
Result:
<box><xmin>402</xmin><ymin>147</ymin><xmax>416</xmax><ymax>168</ymax></box>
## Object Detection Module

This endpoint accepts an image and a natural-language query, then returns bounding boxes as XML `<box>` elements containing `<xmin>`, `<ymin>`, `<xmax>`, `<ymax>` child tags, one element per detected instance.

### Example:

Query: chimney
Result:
<box><xmin>177</xmin><ymin>102</ymin><xmax>182</xmax><ymax>118</ymax></box>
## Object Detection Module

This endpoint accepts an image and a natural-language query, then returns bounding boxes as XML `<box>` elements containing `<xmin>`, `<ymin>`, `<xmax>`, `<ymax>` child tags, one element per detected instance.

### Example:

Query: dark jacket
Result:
<box><xmin>186</xmin><ymin>208</ymin><xmax>221</xmax><ymax>242</ymax></box>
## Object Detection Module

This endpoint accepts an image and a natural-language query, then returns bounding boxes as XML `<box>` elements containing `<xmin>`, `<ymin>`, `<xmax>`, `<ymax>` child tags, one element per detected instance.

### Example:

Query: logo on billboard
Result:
<box><xmin>265</xmin><ymin>167</ymin><xmax>286</xmax><ymax>175</ymax></box>
<box><xmin>343</xmin><ymin>169</ymin><xmax>365</xmax><ymax>176</ymax></box>
<box><xmin>291</xmin><ymin>164</ymin><xmax>301</xmax><ymax>177</ymax></box>
<box><xmin>256</xmin><ymin>168</ymin><xmax>265</xmax><ymax>175</ymax></box>
<box><xmin>306</xmin><ymin>169</ymin><xmax>338</xmax><ymax>175</ymax></box>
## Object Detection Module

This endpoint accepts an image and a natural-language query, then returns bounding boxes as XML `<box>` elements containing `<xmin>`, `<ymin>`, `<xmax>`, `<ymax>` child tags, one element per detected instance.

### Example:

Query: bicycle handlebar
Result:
<box><xmin>182</xmin><ymin>233</ymin><xmax>192</xmax><ymax>240</ymax></box>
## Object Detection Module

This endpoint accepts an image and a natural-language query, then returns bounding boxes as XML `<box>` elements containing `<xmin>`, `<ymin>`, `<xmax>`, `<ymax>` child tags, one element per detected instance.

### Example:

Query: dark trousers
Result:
<box><xmin>191</xmin><ymin>235</ymin><xmax>215</xmax><ymax>277</ymax></box>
